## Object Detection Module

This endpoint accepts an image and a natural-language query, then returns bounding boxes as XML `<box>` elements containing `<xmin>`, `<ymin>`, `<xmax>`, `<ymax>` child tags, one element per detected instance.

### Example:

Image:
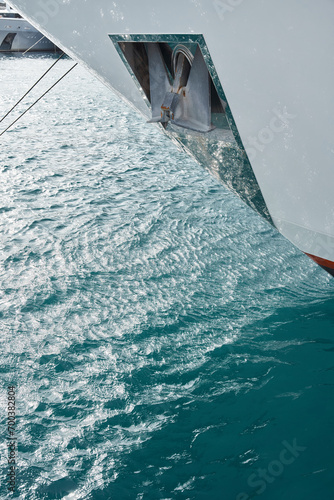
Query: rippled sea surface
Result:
<box><xmin>1</xmin><ymin>55</ymin><xmax>334</xmax><ymax>500</ymax></box>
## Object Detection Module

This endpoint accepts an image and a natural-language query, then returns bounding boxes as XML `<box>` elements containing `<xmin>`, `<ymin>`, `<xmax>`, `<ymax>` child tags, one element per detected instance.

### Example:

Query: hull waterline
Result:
<box><xmin>7</xmin><ymin>0</ymin><xmax>334</xmax><ymax>276</ymax></box>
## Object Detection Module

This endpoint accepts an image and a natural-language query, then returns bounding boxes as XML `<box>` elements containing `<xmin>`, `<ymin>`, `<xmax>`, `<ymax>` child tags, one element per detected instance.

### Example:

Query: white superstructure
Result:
<box><xmin>0</xmin><ymin>2</ymin><xmax>57</xmax><ymax>52</ymax></box>
<box><xmin>6</xmin><ymin>0</ymin><xmax>334</xmax><ymax>275</ymax></box>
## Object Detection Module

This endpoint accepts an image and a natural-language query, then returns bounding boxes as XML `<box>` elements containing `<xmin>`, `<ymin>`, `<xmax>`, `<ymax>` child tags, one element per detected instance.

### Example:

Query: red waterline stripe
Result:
<box><xmin>305</xmin><ymin>253</ymin><xmax>334</xmax><ymax>270</ymax></box>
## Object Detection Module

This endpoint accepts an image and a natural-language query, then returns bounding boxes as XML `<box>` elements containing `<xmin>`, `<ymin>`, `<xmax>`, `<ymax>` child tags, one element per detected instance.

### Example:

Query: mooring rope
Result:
<box><xmin>22</xmin><ymin>35</ymin><xmax>46</xmax><ymax>55</ymax></box>
<box><xmin>0</xmin><ymin>62</ymin><xmax>78</xmax><ymax>137</ymax></box>
<box><xmin>0</xmin><ymin>52</ymin><xmax>65</xmax><ymax>125</ymax></box>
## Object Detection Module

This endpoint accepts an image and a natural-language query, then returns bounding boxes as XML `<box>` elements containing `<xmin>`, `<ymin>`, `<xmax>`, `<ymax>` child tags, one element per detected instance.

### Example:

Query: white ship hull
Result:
<box><xmin>0</xmin><ymin>16</ymin><xmax>57</xmax><ymax>51</ymax></box>
<box><xmin>7</xmin><ymin>0</ymin><xmax>334</xmax><ymax>276</ymax></box>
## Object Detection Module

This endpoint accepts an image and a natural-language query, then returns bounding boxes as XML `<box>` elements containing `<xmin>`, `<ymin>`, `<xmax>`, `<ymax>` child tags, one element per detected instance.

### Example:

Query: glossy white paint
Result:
<box><xmin>7</xmin><ymin>0</ymin><xmax>334</xmax><ymax>263</ymax></box>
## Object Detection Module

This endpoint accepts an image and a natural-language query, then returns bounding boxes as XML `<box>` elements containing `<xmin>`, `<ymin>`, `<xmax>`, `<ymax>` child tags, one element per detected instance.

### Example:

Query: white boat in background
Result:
<box><xmin>6</xmin><ymin>0</ymin><xmax>334</xmax><ymax>277</ymax></box>
<box><xmin>0</xmin><ymin>2</ymin><xmax>58</xmax><ymax>52</ymax></box>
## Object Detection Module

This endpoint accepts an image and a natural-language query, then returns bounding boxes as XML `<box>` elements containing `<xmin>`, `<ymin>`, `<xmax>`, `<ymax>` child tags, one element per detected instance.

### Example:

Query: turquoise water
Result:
<box><xmin>0</xmin><ymin>55</ymin><xmax>334</xmax><ymax>500</ymax></box>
